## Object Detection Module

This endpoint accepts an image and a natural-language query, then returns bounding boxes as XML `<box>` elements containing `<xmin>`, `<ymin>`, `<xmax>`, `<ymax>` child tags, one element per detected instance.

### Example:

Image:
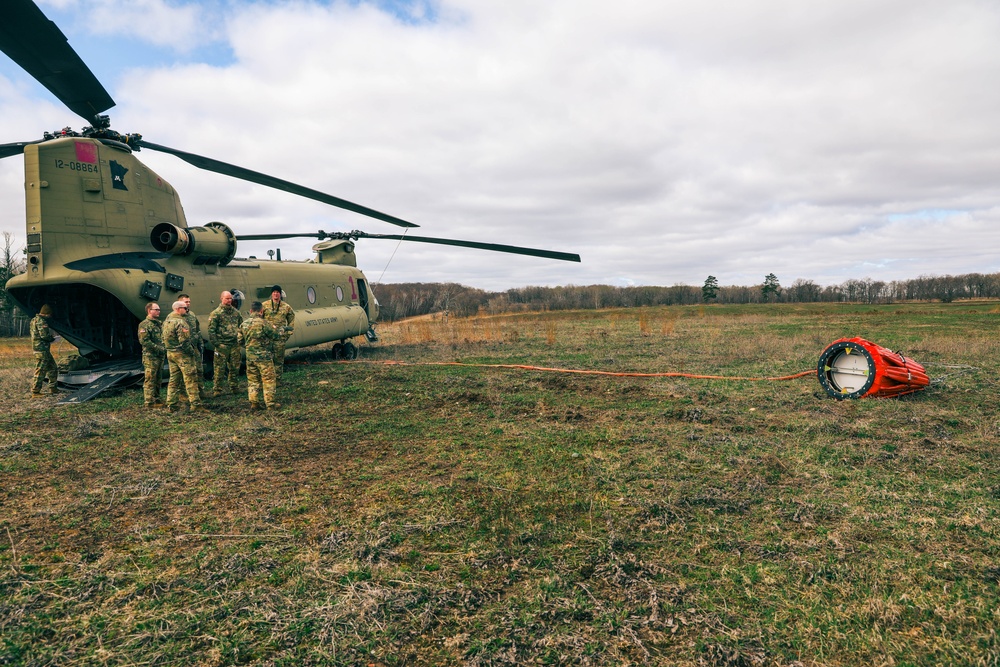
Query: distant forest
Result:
<box><xmin>373</xmin><ymin>272</ymin><xmax>1000</xmax><ymax>321</ymax></box>
<box><xmin>1</xmin><ymin>268</ymin><xmax>998</xmax><ymax>335</ymax></box>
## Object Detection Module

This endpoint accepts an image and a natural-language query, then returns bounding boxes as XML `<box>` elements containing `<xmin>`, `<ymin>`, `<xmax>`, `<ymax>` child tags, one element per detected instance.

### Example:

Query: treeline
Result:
<box><xmin>0</xmin><ymin>266</ymin><xmax>996</xmax><ymax>335</ymax></box>
<box><xmin>0</xmin><ymin>232</ymin><xmax>26</xmax><ymax>337</ymax></box>
<box><xmin>374</xmin><ymin>272</ymin><xmax>1000</xmax><ymax>321</ymax></box>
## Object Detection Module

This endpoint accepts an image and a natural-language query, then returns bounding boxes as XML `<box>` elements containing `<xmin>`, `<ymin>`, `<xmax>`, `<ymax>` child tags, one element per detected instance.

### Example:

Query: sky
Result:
<box><xmin>2</xmin><ymin>0</ymin><xmax>1000</xmax><ymax>291</ymax></box>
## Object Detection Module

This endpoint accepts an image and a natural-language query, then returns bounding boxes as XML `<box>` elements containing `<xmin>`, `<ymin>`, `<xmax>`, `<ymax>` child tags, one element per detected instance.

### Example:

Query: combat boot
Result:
<box><xmin>167</xmin><ymin>404</ymin><xmax>182</xmax><ymax>413</ymax></box>
<box><xmin>30</xmin><ymin>391</ymin><xmax>44</xmax><ymax>399</ymax></box>
<box><xmin>48</xmin><ymin>387</ymin><xmax>60</xmax><ymax>395</ymax></box>
<box><xmin>249</xmin><ymin>402</ymin><xmax>262</xmax><ymax>411</ymax></box>
<box><xmin>267</xmin><ymin>403</ymin><xmax>282</xmax><ymax>410</ymax></box>
<box><xmin>190</xmin><ymin>406</ymin><xmax>212</xmax><ymax>415</ymax></box>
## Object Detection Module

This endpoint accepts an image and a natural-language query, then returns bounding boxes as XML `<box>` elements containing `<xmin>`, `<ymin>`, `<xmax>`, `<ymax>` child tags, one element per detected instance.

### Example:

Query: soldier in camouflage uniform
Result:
<box><xmin>29</xmin><ymin>304</ymin><xmax>58</xmax><ymax>397</ymax></box>
<box><xmin>179</xmin><ymin>293</ymin><xmax>207</xmax><ymax>400</ymax></box>
<box><xmin>137</xmin><ymin>302</ymin><xmax>166</xmax><ymax>408</ymax></box>
<box><xmin>163</xmin><ymin>301</ymin><xmax>209</xmax><ymax>413</ymax></box>
<box><xmin>261</xmin><ymin>285</ymin><xmax>294</xmax><ymax>382</ymax></box>
<box><xmin>208</xmin><ymin>291</ymin><xmax>244</xmax><ymax>396</ymax></box>
<box><xmin>240</xmin><ymin>301</ymin><xmax>281</xmax><ymax>410</ymax></box>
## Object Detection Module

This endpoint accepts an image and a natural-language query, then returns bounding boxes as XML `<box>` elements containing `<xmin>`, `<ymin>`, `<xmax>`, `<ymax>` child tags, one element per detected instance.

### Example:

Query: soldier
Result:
<box><xmin>137</xmin><ymin>302</ymin><xmax>166</xmax><ymax>408</ymax></box>
<box><xmin>163</xmin><ymin>300</ymin><xmax>209</xmax><ymax>413</ymax></box>
<box><xmin>240</xmin><ymin>300</ymin><xmax>281</xmax><ymax>410</ymax></box>
<box><xmin>208</xmin><ymin>291</ymin><xmax>244</xmax><ymax>396</ymax></box>
<box><xmin>29</xmin><ymin>304</ymin><xmax>58</xmax><ymax>397</ymax></box>
<box><xmin>179</xmin><ymin>293</ymin><xmax>207</xmax><ymax>399</ymax></box>
<box><xmin>261</xmin><ymin>285</ymin><xmax>294</xmax><ymax>382</ymax></box>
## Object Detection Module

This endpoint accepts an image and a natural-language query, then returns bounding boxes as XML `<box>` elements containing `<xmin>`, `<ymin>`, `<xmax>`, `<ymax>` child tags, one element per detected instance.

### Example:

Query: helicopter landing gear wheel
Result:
<box><xmin>331</xmin><ymin>342</ymin><xmax>357</xmax><ymax>360</ymax></box>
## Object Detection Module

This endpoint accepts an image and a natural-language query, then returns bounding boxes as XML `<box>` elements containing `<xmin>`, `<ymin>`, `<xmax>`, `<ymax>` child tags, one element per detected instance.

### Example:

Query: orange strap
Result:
<box><xmin>304</xmin><ymin>359</ymin><xmax>815</xmax><ymax>382</ymax></box>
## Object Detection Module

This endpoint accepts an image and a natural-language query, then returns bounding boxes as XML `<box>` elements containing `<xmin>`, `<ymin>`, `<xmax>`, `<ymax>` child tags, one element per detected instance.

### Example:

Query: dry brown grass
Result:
<box><xmin>2</xmin><ymin>302</ymin><xmax>1000</xmax><ymax>666</ymax></box>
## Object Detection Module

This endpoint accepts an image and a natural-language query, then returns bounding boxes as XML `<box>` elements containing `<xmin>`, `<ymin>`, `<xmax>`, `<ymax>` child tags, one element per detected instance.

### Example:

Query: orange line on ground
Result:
<box><xmin>300</xmin><ymin>359</ymin><xmax>815</xmax><ymax>382</ymax></box>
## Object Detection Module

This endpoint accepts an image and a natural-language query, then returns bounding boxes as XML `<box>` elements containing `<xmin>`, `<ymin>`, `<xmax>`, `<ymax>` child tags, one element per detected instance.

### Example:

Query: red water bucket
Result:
<box><xmin>817</xmin><ymin>337</ymin><xmax>929</xmax><ymax>399</ymax></box>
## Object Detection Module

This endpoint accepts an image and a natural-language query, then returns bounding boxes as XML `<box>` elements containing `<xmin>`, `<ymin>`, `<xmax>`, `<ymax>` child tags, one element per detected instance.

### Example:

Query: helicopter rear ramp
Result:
<box><xmin>56</xmin><ymin>359</ymin><xmax>144</xmax><ymax>405</ymax></box>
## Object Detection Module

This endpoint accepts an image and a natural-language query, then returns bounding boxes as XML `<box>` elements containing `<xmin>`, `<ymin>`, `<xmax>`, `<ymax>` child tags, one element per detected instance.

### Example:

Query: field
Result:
<box><xmin>2</xmin><ymin>302</ymin><xmax>999</xmax><ymax>666</ymax></box>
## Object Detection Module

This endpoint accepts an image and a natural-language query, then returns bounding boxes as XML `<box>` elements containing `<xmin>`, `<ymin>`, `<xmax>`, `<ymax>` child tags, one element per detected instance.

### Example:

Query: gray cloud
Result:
<box><xmin>4</xmin><ymin>0</ymin><xmax>1000</xmax><ymax>290</ymax></box>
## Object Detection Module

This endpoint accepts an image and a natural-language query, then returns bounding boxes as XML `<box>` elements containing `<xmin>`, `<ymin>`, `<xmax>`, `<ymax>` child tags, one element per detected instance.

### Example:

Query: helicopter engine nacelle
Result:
<box><xmin>151</xmin><ymin>221</ymin><xmax>237</xmax><ymax>266</ymax></box>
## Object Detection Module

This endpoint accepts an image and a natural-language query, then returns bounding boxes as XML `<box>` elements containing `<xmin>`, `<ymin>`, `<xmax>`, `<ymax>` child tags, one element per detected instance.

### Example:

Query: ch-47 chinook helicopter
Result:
<box><xmin>0</xmin><ymin>0</ymin><xmax>580</xmax><ymax>394</ymax></box>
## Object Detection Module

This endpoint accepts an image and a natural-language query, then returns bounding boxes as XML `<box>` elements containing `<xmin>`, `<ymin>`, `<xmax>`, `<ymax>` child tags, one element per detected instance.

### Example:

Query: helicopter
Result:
<box><xmin>0</xmin><ymin>0</ymin><xmax>580</xmax><ymax>384</ymax></box>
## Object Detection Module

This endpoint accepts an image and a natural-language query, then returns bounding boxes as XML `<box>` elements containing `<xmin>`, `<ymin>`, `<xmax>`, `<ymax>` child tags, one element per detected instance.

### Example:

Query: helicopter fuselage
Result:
<box><xmin>5</xmin><ymin>136</ymin><xmax>379</xmax><ymax>360</ymax></box>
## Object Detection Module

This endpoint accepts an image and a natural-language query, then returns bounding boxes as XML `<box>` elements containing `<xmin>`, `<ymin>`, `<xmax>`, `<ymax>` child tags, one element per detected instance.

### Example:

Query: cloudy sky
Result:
<box><xmin>2</xmin><ymin>0</ymin><xmax>999</xmax><ymax>291</ymax></box>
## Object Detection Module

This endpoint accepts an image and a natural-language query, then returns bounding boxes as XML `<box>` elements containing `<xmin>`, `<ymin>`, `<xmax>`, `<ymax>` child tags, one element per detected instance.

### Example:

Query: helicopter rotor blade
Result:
<box><xmin>359</xmin><ymin>232</ymin><xmax>582</xmax><ymax>263</ymax></box>
<box><xmin>0</xmin><ymin>0</ymin><xmax>116</xmax><ymax>125</ymax></box>
<box><xmin>0</xmin><ymin>140</ymin><xmax>43</xmax><ymax>160</ymax></box>
<box><xmin>136</xmin><ymin>140</ymin><xmax>420</xmax><ymax>229</ymax></box>
<box><xmin>238</xmin><ymin>230</ymin><xmax>582</xmax><ymax>263</ymax></box>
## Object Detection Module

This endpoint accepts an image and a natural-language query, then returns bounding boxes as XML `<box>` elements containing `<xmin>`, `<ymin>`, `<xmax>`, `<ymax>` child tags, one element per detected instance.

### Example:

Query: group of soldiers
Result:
<box><xmin>138</xmin><ymin>285</ymin><xmax>295</xmax><ymax>412</ymax></box>
<box><xmin>139</xmin><ymin>285</ymin><xmax>295</xmax><ymax>412</ymax></box>
<box><xmin>30</xmin><ymin>285</ymin><xmax>295</xmax><ymax>412</ymax></box>
<box><xmin>28</xmin><ymin>285</ymin><xmax>295</xmax><ymax>412</ymax></box>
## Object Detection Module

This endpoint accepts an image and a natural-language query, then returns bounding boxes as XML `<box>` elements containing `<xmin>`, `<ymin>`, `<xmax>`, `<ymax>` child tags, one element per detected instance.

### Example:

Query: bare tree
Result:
<box><xmin>0</xmin><ymin>232</ymin><xmax>26</xmax><ymax>336</ymax></box>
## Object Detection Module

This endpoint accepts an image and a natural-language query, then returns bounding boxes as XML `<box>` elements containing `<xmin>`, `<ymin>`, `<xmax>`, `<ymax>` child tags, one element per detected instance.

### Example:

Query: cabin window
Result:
<box><xmin>336</xmin><ymin>286</ymin><xmax>344</xmax><ymax>302</ymax></box>
<box><xmin>307</xmin><ymin>286</ymin><xmax>317</xmax><ymax>304</ymax></box>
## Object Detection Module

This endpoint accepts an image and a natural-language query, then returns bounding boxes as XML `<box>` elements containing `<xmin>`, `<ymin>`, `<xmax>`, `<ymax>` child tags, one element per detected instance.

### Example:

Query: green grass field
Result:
<box><xmin>2</xmin><ymin>302</ymin><xmax>999</xmax><ymax>666</ymax></box>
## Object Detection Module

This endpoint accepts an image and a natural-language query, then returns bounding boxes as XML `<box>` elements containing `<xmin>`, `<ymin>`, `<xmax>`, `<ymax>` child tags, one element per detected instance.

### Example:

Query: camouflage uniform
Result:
<box><xmin>163</xmin><ymin>312</ymin><xmax>204</xmax><ymax>409</ymax></box>
<box><xmin>208</xmin><ymin>303</ymin><xmax>243</xmax><ymax>395</ymax></box>
<box><xmin>261</xmin><ymin>299</ymin><xmax>294</xmax><ymax>381</ymax></box>
<box><xmin>182</xmin><ymin>308</ymin><xmax>206</xmax><ymax>397</ymax></box>
<box><xmin>137</xmin><ymin>315</ymin><xmax>165</xmax><ymax>406</ymax></box>
<box><xmin>240</xmin><ymin>314</ymin><xmax>280</xmax><ymax>408</ymax></box>
<box><xmin>30</xmin><ymin>314</ymin><xmax>58</xmax><ymax>394</ymax></box>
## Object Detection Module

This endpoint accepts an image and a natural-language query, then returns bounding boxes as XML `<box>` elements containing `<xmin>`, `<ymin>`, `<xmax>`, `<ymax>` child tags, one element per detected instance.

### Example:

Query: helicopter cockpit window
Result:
<box><xmin>307</xmin><ymin>287</ymin><xmax>317</xmax><ymax>304</ymax></box>
<box><xmin>336</xmin><ymin>286</ymin><xmax>344</xmax><ymax>302</ymax></box>
<box><xmin>231</xmin><ymin>289</ymin><xmax>245</xmax><ymax>310</ymax></box>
